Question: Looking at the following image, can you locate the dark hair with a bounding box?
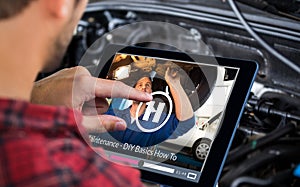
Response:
[0,0,37,20]
[0,0,81,20]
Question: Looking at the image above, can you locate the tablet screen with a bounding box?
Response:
[89,45,257,186]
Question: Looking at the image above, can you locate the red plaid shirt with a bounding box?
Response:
[0,98,144,187]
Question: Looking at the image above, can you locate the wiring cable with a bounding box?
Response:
[227,0,300,74]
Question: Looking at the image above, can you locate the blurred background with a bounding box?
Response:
[42,0,300,186]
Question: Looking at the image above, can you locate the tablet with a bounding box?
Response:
[89,44,258,187]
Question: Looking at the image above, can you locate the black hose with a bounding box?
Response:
[231,176,272,187]
[228,0,300,74]
[226,122,296,164]
[230,168,293,187]
[221,144,300,186]
[248,96,300,122]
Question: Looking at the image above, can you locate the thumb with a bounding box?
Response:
[82,115,127,133]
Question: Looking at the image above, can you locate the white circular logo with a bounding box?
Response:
[135,91,173,133]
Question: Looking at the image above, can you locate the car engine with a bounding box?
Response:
[53,0,300,186]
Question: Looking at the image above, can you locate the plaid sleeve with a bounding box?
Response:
[0,99,145,187]
[0,130,144,187]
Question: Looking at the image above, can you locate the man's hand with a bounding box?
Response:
[165,67,181,86]
[31,66,152,132]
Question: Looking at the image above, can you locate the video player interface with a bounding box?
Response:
[89,52,239,183]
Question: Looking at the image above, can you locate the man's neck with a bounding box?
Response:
[0,15,43,101]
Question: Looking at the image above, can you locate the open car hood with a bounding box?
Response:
[83,0,300,96]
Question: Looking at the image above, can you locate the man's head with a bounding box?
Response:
[0,0,87,72]
[134,77,152,94]
[0,0,35,20]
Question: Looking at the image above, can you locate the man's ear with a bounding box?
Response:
[42,0,74,19]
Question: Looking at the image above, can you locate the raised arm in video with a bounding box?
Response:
[95,64,195,147]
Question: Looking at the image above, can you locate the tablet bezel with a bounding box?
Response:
[94,44,258,187]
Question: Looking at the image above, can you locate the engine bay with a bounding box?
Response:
[54,1,300,186]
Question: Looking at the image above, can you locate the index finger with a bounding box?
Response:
[94,78,153,101]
